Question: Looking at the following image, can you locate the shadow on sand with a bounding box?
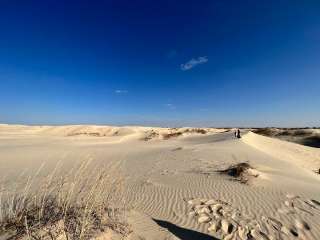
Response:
[153,219,220,240]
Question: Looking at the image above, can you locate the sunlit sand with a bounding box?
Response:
[0,124,320,239]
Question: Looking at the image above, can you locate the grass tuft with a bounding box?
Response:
[0,160,129,239]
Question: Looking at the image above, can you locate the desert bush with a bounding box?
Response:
[162,132,183,140]
[142,130,159,141]
[187,128,207,134]
[0,160,129,239]
[217,162,258,184]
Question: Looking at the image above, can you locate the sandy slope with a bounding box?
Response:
[0,125,320,240]
[252,128,320,148]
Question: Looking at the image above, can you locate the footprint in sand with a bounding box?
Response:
[187,196,316,240]
[275,194,320,237]
[278,194,320,217]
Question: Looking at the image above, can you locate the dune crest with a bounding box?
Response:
[242,132,320,174]
[0,124,227,141]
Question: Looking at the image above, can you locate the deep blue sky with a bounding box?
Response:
[1,1,320,127]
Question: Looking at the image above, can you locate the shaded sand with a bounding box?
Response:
[0,125,320,239]
[253,128,320,148]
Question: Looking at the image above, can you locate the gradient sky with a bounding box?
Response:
[1,1,320,127]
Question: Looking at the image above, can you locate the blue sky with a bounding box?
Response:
[0,1,319,127]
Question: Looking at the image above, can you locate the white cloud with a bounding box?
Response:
[115,90,128,94]
[180,56,208,71]
[165,103,176,109]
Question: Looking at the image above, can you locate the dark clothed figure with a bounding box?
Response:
[236,129,241,138]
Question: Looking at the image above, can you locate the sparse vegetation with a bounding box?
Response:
[184,128,207,134]
[300,136,320,148]
[0,161,129,240]
[217,162,258,184]
[162,132,183,140]
[143,130,159,141]
[162,128,208,140]
[253,128,320,148]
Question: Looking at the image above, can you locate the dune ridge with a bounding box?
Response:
[243,132,320,174]
[0,124,227,141]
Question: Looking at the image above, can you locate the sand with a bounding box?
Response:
[253,128,320,148]
[0,124,320,240]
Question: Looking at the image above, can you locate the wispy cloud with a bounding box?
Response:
[180,56,208,71]
[164,103,176,110]
[115,90,128,94]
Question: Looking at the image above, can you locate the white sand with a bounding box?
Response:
[0,124,320,240]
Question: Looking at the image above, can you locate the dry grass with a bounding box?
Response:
[162,132,183,140]
[184,128,207,134]
[142,130,159,141]
[0,160,129,240]
[162,128,208,140]
[217,162,258,184]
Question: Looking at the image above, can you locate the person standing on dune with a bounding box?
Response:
[237,129,241,138]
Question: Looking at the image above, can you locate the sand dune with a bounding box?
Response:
[0,125,320,239]
[243,132,320,174]
[0,124,226,139]
[253,128,320,148]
